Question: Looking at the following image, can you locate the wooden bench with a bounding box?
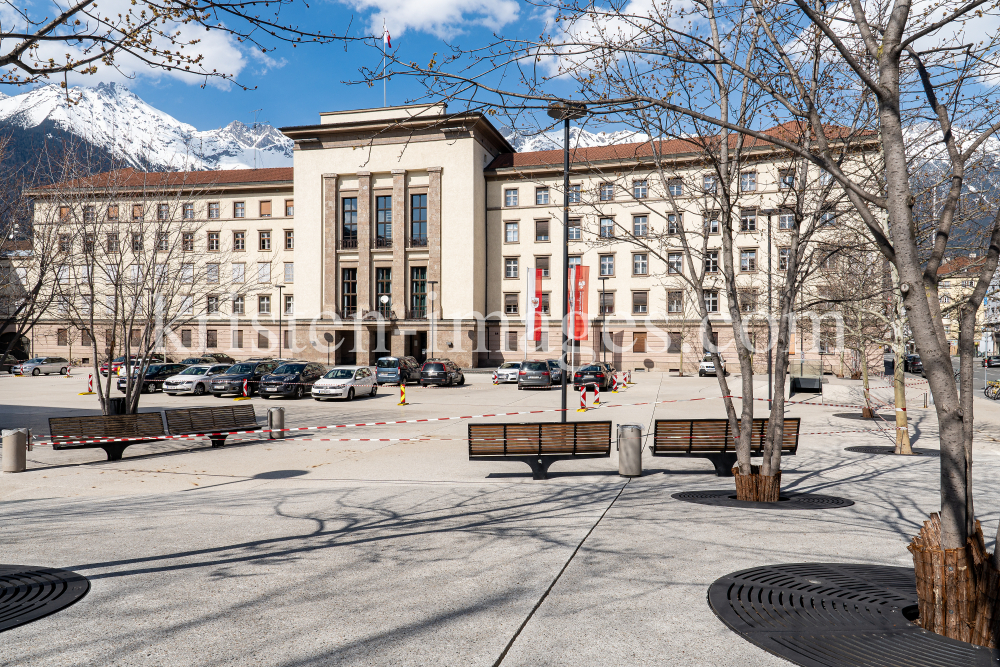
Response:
[650,418,800,476]
[49,413,167,461]
[164,405,261,448]
[468,421,611,479]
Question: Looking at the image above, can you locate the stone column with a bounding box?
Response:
[357,172,372,315]
[427,167,442,319]
[322,174,338,315]
[391,169,406,319]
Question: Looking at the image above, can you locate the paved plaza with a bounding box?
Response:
[2,371,1000,666]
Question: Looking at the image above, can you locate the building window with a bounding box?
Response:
[284,230,294,250]
[206,329,218,347]
[105,205,117,221]
[232,263,245,283]
[505,189,519,207]
[537,256,550,278]
[208,203,220,219]
[258,332,270,349]
[633,254,648,275]
[504,294,518,315]
[633,331,647,353]
[667,253,682,275]
[207,295,220,314]
[258,295,271,314]
[259,231,271,251]
[599,183,614,201]
[600,254,614,276]
[181,329,192,347]
[257,262,269,283]
[739,290,758,313]
[599,291,614,315]
[182,232,194,252]
[260,201,272,218]
[284,295,294,315]
[106,233,119,253]
[600,218,615,238]
[285,200,294,216]
[704,290,719,313]
[668,291,683,313]
[633,180,648,199]
[182,203,194,219]
[668,179,683,196]
[705,251,719,273]
[411,194,427,246]
[535,220,550,242]
[779,170,795,189]
[505,258,519,279]
[132,204,144,221]
[232,329,244,348]
[632,292,648,315]
[740,172,757,192]
[568,218,581,240]
[740,249,757,272]
[181,264,193,283]
[633,216,648,237]
[410,267,427,317]
[703,174,718,193]
[506,331,518,351]
[284,262,294,283]
[234,202,245,218]
[568,184,581,204]
[83,234,95,252]
[180,296,194,315]
[342,197,358,247]
[56,328,68,346]
[541,293,551,314]
[207,232,220,251]
[568,256,582,269]
[376,268,392,315]
[376,195,392,247]
[341,268,357,315]
[59,234,70,252]
[705,213,720,234]
[667,214,680,235]
[505,222,519,243]
[156,204,169,221]
[740,209,757,232]
[536,188,549,205]
[819,210,838,226]
[207,264,219,283]
[233,231,245,251]
[779,211,795,229]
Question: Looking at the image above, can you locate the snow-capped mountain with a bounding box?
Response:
[0,83,292,171]
[506,126,648,152]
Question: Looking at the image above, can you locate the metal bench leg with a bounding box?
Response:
[706,453,737,477]
[211,437,226,448]
[526,457,553,480]
[102,445,127,461]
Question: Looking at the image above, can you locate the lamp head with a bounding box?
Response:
[547,101,587,121]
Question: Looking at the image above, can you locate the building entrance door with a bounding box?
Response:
[407,331,427,363]
[336,331,356,365]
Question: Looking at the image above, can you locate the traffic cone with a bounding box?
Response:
[234,378,252,400]
[78,373,96,395]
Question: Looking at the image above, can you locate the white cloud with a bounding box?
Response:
[344,0,520,40]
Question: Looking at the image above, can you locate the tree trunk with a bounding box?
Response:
[894,344,913,455]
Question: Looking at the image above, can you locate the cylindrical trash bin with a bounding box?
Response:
[617,423,643,477]
[268,407,285,440]
[884,358,894,376]
[107,397,128,415]
[2,429,28,473]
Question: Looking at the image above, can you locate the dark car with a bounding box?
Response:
[117,363,188,393]
[546,359,566,385]
[1,353,27,373]
[260,362,328,399]
[210,360,279,397]
[904,354,923,374]
[101,353,173,376]
[983,356,1000,368]
[204,352,236,364]
[420,359,465,387]
[573,363,614,391]
[518,360,553,390]
[180,356,217,365]
[375,356,421,385]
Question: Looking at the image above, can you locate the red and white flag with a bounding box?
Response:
[568,265,590,340]
[383,22,391,49]
[526,267,543,341]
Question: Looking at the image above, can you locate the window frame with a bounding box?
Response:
[633,253,649,276]
[633,180,648,199]
[535,219,550,242]
[632,291,649,315]
[740,248,758,273]
[599,182,615,201]
[504,257,519,279]
[535,187,550,205]
[599,254,615,277]
[504,189,519,207]
[505,221,519,243]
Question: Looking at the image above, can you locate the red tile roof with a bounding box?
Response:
[937,255,985,276]
[40,167,293,191]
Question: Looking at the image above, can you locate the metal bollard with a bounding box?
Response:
[2,429,28,473]
[268,407,285,440]
[617,423,643,477]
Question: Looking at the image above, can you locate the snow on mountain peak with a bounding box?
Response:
[506,126,649,152]
[0,83,292,171]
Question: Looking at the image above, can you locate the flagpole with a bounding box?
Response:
[382,21,387,107]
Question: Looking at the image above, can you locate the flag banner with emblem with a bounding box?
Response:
[568,265,589,340]
[527,267,543,341]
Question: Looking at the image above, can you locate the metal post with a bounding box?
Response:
[600,276,608,364]
[428,280,438,357]
[561,117,570,422]
[277,284,284,357]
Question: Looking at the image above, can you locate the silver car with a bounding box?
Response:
[163,364,232,396]
[312,366,378,401]
[12,356,70,376]
[494,361,521,383]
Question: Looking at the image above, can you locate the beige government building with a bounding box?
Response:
[10,103,849,371]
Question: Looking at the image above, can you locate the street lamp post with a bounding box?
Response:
[427,279,438,359]
[761,209,774,411]
[600,276,608,364]
[548,101,587,423]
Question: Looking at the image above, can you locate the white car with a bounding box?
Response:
[312,366,377,401]
[495,361,521,383]
[163,364,232,395]
[699,355,727,377]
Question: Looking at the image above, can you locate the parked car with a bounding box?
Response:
[573,363,614,390]
[163,364,232,395]
[698,355,727,377]
[904,354,924,374]
[312,366,377,401]
[420,359,465,387]
[2,353,28,374]
[494,361,521,383]
[983,355,1000,368]
[100,353,172,376]
[204,352,236,364]
[12,356,70,376]
[546,359,567,385]
[518,360,553,390]
[260,361,328,399]
[210,360,280,397]
[375,356,421,385]
[180,356,218,365]
[117,363,189,393]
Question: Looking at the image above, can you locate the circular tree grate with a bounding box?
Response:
[845,446,939,456]
[708,562,999,667]
[672,490,854,510]
[0,565,90,633]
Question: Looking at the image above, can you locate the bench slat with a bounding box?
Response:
[468,421,611,457]
[164,405,258,435]
[651,418,799,455]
